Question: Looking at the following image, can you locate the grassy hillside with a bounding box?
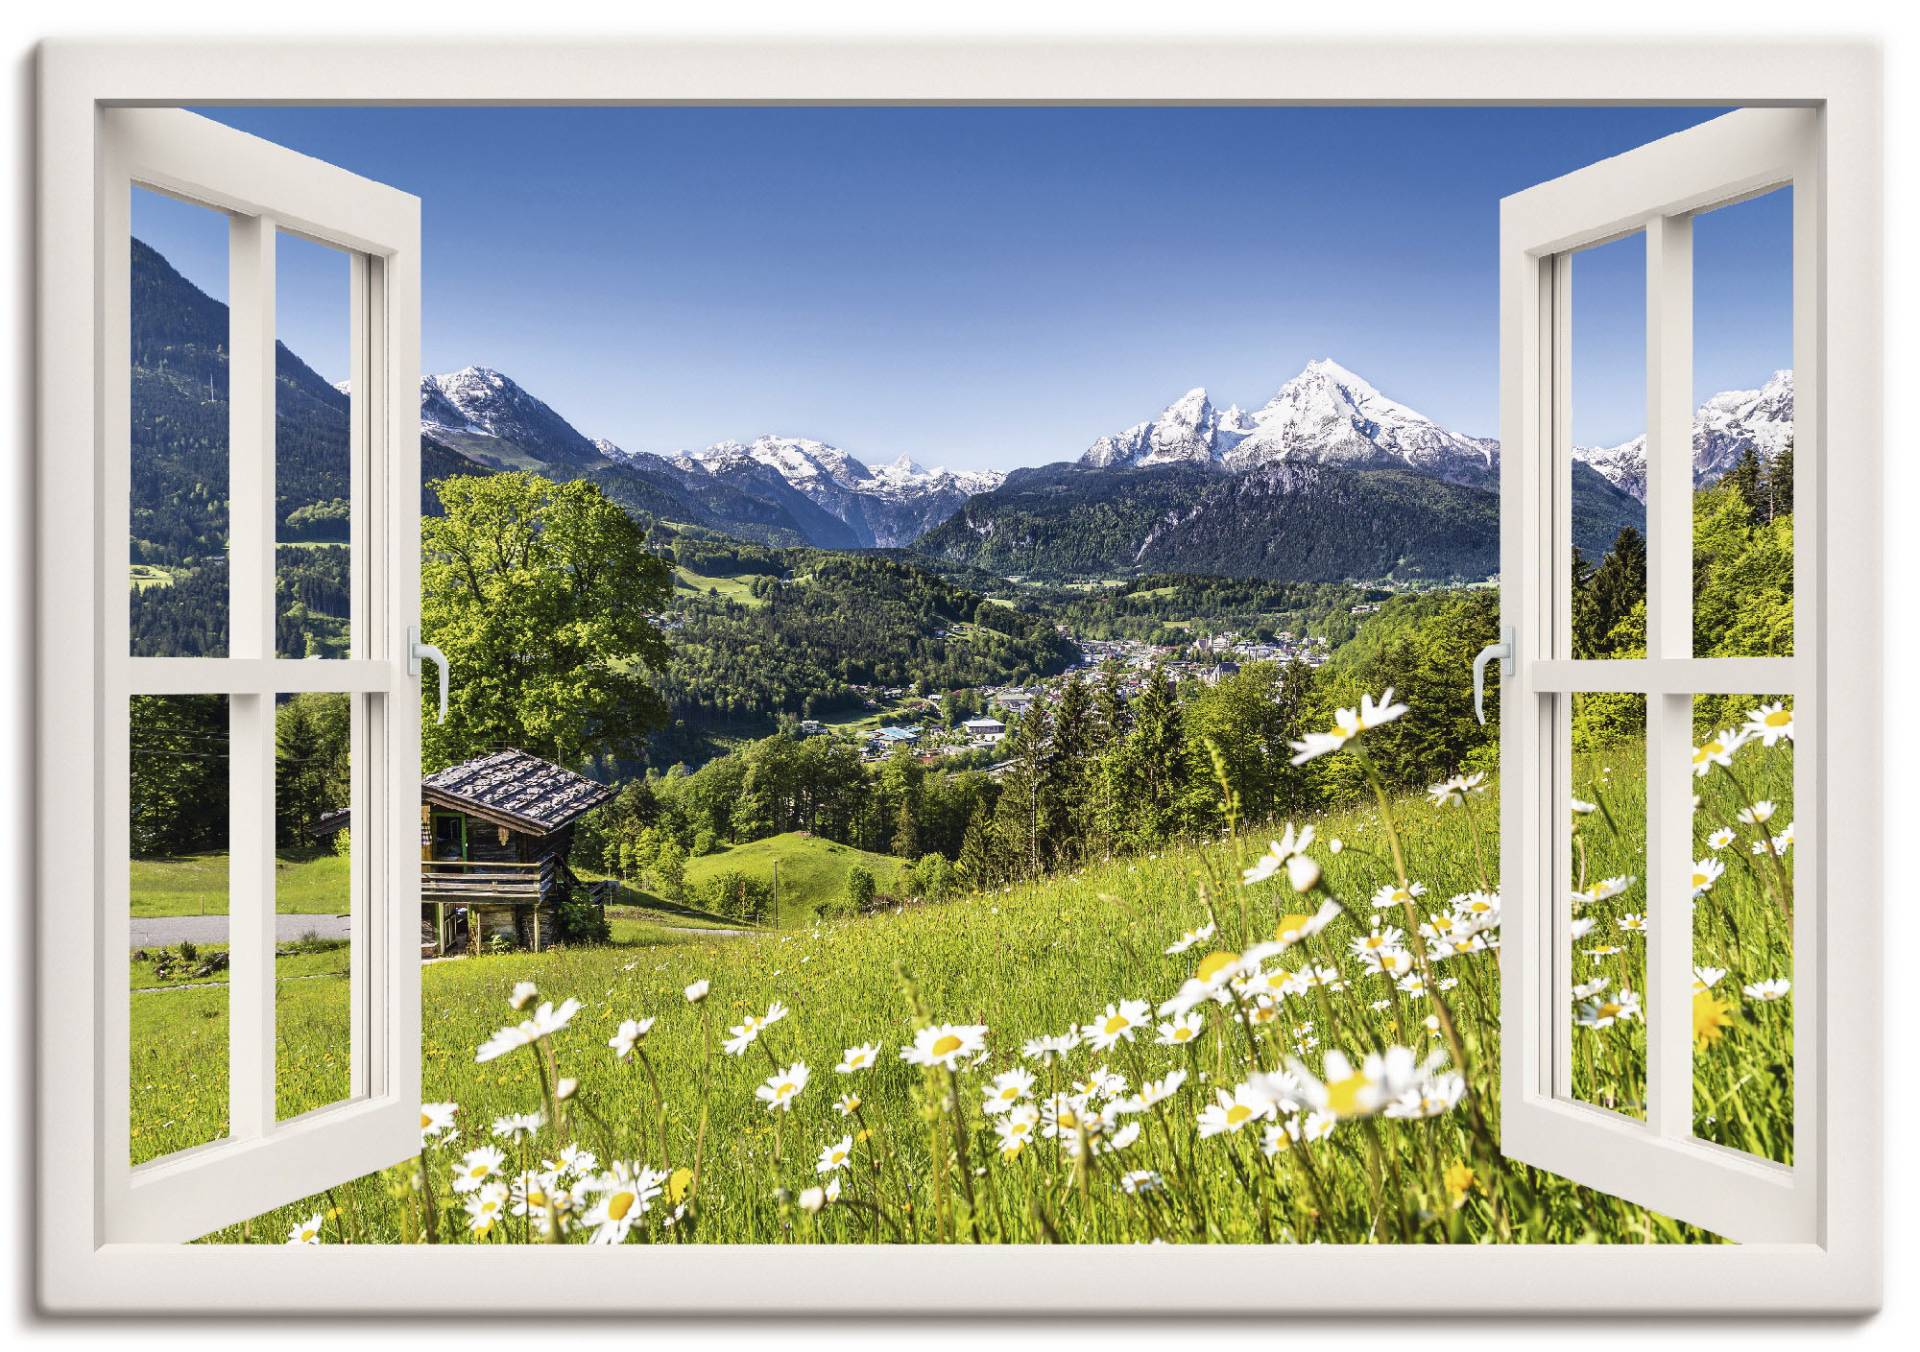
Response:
[130,851,349,917]
[685,832,908,924]
[137,714,1794,1247]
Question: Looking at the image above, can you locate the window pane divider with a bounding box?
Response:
[1528,656,1803,694]
[125,657,398,695]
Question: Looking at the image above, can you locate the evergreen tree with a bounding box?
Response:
[1112,664,1185,849]
[1722,447,1765,523]
[1048,674,1097,863]
[956,804,998,887]
[1574,527,1647,659]
[991,704,1057,878]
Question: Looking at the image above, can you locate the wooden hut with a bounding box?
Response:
[418,749,615,957]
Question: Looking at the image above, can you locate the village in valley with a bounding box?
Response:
[822,623,1336,766]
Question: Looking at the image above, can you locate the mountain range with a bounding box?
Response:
[420,369,1003,549]
[1571,369,1795,503]
[1081,358,1500,489]
[132,233,1792,592]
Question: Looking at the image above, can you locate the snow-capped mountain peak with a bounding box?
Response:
[1572,369,1794,502]
[419,366,604,469]
[1082,386,1239,469]
[1080,359,1497,486]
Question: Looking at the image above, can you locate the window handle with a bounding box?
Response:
[407,625,449,724]
[1472,626,1515,726]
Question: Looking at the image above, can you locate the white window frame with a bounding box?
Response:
[95,107,424,1245]
[1498,107,1826,1246]
[35,37,1880,1316]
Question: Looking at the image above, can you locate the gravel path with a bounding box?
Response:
[130,913,351,948]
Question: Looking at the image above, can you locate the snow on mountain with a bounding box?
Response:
[418,366,603,469]
[1082,387,1252,469]
[657,434,1005,547]
[1572,369,1794,503]
[1080,359,1497,488]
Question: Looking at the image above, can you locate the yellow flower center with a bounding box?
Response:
[468,1164,488,1179]
[1196,950,1240,983]
[1765,709,1791,728]
[1103,1014,1129,1035]
[1224,1104,1253,1126]
[1325,1073,1372,1117]
[1276,915,1312,939]
[1058,1110,1078,1130]
[1596,1002,1622,1019]
[1171,1027,1195,1042]
[1691,872,1709,889]
[930,1034,963,1058]
[607,1191,635,1221]
[420,1112,433,1129]
[776,1081,796,1097]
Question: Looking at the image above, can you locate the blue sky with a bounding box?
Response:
[134,107,1792,470]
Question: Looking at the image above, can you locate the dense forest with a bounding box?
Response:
[1040,573,1381,644]
[915,459,1644,585]
[649,534,1075,756]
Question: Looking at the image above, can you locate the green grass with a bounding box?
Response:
[685,832,908,924]
[130,850,349,917]
[140,721,1796,1247]
[128,563,173,591]
[130,939,351,989]
[673,565,767,607]
[130,940,357,1161]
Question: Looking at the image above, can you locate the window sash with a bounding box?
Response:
[96,107,423,1245]
[1498,107,1822,1245]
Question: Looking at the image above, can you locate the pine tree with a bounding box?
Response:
[1048,674,1097,864]
[1114,664,1184,848]
[1722,447,1765,523]
[955,804,998,887]
[1574,527,1646,659]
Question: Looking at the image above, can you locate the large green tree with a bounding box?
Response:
[421,472,672,769]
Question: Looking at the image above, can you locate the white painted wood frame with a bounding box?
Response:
[89,108,422,1245]
[35,39,1880,1316]
[1498,107,1822,1246]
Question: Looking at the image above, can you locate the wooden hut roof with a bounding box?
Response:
[421,749,614,837]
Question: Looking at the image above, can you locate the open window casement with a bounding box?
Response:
[1498,108,1821,1244]
[96,108,423,1243]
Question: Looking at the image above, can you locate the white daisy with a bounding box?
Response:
[1371,881,1428,911]
[1164,922,1216,954]
[1691,857,1726,897]
[1743,701,1794,747]
[835,1042,880,1074]
[901,1023,988,1069]
[755,1062,810,1113]
[1155,1011,1205,1046]
[608,1016,655,1060]
[1082,999,1151,1051]
[723,1001,789,1057]
[452,1144,506,1194]
[980,1067,1037,1114]
[816,1134,855,1174]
